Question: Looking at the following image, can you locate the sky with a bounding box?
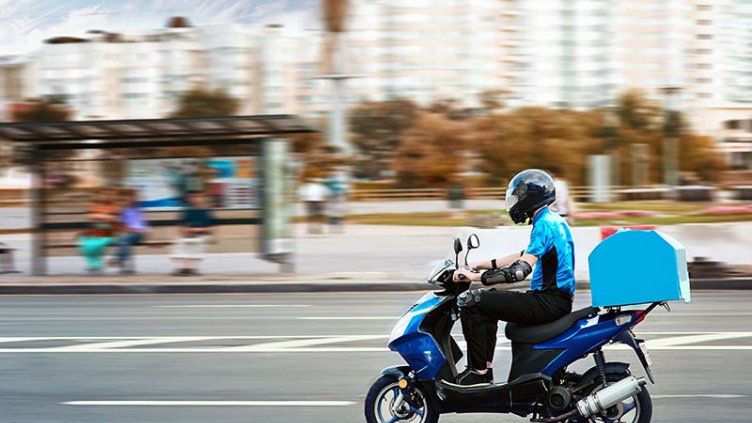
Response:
[0,0,320,56]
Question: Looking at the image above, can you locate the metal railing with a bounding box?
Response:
[350,186,636,202]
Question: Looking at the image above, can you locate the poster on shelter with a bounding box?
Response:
[126,158,257,210]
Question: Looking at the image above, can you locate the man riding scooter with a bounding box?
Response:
[449,169,576,387]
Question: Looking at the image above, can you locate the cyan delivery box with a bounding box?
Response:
[588,230,691,307]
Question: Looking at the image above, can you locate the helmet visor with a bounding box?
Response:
[505,185,518,211]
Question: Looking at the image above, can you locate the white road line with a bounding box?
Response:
[224,335,386,352]
[154,305,312,308]
[646,332,752,348]
[298,317,398,320]
[47,337,213,352]
[652,394,747,399]
[63,400,355,407]
[6,345,752,353]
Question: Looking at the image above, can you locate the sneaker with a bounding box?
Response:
[172,269,189,276]
[445,368,492,388]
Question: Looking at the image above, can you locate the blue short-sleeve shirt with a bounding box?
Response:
[525,207,576,295]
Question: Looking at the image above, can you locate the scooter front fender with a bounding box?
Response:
[379,365,412,381]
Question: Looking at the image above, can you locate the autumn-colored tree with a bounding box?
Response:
[170,88,239,118]
[392,112,467,187]
[477,88,510,114]
[7,98,72,166]
[608,90,726,185]
[12,98,71,122]
[678,133,726,183]
[291,129,348,180]
[349,98,418,179]
[471,107,602,186]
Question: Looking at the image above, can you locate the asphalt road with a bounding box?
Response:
[0,291,749,422]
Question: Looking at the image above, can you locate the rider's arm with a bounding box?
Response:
[478,254,537,285]
[454,254,538,284]
[470,251,524,271]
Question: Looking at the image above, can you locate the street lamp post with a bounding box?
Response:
[660,86,682,187]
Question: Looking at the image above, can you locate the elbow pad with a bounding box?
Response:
[481,260,532,286]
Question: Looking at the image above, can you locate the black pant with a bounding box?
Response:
[460,289,573,370]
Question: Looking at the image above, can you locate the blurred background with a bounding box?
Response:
[0,2,751,423]
[0,0,751,188]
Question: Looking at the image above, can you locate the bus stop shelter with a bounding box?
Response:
[0,115,316,276]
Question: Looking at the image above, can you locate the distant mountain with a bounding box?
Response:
[0,0,320,55]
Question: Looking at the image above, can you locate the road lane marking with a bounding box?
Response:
[5,345,752,353]
[645,332,752,348]
[154,305,312,308]
[224,335,385,351]
[47,337,213,352]
[63,400,355,407]
[652,394,747,399]
[0,332,750,353]
[298,317,398,320]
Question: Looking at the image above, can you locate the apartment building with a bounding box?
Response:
[0,18,308,120]
[340,0,504,107]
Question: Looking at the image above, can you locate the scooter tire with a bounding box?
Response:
[364,374,439,423]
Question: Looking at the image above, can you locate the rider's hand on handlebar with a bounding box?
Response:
[453,267,478,283]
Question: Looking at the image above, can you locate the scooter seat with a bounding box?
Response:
[505,306,597,344]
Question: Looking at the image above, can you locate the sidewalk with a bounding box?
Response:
[0,200,505,231]
[1,223,750,294]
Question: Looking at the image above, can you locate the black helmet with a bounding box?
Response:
[505,169,556,224]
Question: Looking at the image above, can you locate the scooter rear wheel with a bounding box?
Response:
[364,375,438,423]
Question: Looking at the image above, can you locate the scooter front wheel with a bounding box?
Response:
[364,374,438,423]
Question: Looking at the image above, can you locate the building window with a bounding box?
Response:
[697,20,712,26]
[697,63,712,69]
[696,5,711,11]
[696,34,713,40]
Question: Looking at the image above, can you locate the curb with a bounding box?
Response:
[0,279,749,295]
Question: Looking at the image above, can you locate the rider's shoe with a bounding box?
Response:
[444,368,492,387]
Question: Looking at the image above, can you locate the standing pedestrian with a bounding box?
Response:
[298,178,330,234]
[548,165,575,223]
[171,191,215,276]
[324,172,348,233]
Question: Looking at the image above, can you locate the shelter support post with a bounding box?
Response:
[30,146,47,276]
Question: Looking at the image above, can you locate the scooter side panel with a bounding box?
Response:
[388,292,447,380]
[533,316,629,375]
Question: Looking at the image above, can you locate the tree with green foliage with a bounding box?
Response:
[170,88,239,118]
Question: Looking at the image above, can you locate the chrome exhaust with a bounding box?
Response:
[575,376,646,418]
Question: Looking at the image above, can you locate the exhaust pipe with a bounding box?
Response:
[575,376,646,418]
[532,376,647,422]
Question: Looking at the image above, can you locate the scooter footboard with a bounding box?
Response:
[434,375,550,414]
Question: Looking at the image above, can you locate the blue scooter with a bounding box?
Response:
[365,234,666,423]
